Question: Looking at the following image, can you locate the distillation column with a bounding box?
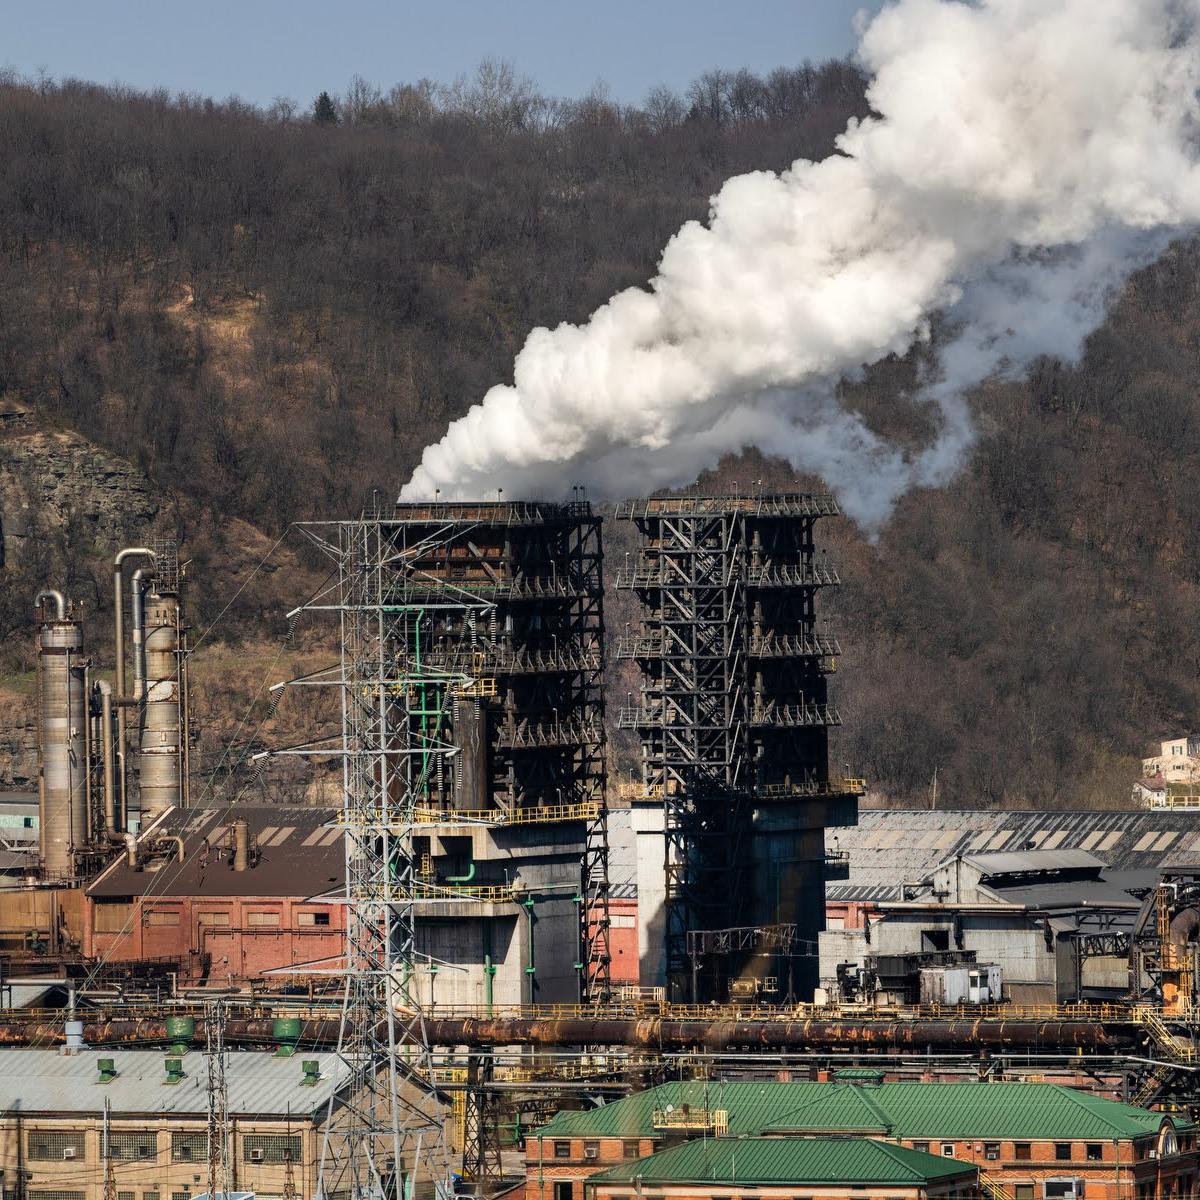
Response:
[138,586,183,819]
[35,591,88,879]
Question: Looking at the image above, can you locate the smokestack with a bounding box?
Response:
[35,591,87,880]
[232,819,249,872]
[401,0,1200,527]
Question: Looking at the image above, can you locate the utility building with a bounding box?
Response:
[615,494,860,1001]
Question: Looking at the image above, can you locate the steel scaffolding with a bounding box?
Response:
[615,493,854,1001]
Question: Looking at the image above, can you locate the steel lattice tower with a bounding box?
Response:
[284,514,493,1199]
[616,494,860,1002]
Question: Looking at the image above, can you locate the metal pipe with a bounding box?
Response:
[34,590,66,621]
[113,548,154,824]
[130,567,153,701]
[138,589,181,818]
[97,682,119,835]
[82,664,92,845]
[124,833,138,870]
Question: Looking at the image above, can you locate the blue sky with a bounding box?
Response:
[0,0,883,108]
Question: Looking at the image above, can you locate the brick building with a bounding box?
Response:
[0,1048,343,1200]
[586,1136,977,1200]
[85,806,345,987]
[526,1079,1197,1200]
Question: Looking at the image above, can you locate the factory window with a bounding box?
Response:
[118,1192,135,1200]
[622,1139,641,1158]
[95,901,134,933]
[28,1130,86,1160]
[143,1194,160,1200]
[243,1133,302,1164]
[984,1143,1000,1160]
[247,911,281,926]
[611,915,635,929]
[27,1193,86,1200]
[941,1143,955,1157]
[584,1140,600,1160]
[144,908,180,926]
[297,910,332,926]
[197,911,230,925]
[171,1131,207,1161]
[171,1193,191,1200]
[554,1184,573,1200]
[1014,1187,1035,1200]
[1055,1143,1072,1161]
[110,1131,157,1159]
[1086,1143,1103,1161]
[1014,1143,1032,1161]
[554,1140,572,1158]
[911,1142,929,1153]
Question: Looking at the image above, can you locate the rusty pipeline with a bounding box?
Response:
[0,1012,1135,1052]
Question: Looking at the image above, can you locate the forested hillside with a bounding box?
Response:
[1,63,1197,808]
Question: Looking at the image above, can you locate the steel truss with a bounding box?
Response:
[616,494,853,1002]
[288,514,495,1200]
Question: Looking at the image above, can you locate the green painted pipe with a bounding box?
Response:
[446,860,476,883]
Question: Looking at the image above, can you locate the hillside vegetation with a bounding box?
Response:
[0,64,1197,808]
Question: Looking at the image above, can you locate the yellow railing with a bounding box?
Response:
[412,883,516,903]
[452,677,498,697]
[413,802,600,826]
[652,1108,728,1135]
[980,1173,1011,1200]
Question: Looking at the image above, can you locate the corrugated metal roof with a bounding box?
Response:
[535,1081,1182,1141]
[833,809,1194,900]
[963,849,1105,876]
[88,806,345,899]
[0,1049,346,1117]
[589,1137,974,1186]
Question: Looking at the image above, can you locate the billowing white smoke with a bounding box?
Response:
[401,0,1200,526]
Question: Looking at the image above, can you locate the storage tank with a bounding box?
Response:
[138,589,182,818]
[35,591,88,878]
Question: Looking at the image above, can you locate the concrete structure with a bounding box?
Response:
[85,806,345,987]
[584,1137,978,1200]
[823,849,1141,1004]
[526,1079,1198,1200]
[0,1048,344,1200]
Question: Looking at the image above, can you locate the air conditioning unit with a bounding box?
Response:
[584,1147,599,1160]
[63,1147,77,1159]
[250,1148,266,1162]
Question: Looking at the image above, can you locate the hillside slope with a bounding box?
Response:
[0,69,1196,807]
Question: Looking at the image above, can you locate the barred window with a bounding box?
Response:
[171,1193,191,1200]
[143,1194,161,1200]
[29,1193,86,1200]
[28,1130,85,1160]
[118,1192,135,1200]
[243,1133,302,1164]
[171,1131,207,1161]
[110,1132,157,1160]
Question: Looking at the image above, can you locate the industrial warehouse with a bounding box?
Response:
[1,494,1199,1200]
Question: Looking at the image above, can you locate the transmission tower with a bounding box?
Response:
[283,512,494,1199]
[206,998,231,1200]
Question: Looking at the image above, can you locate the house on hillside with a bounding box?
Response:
[1142,737,1200,785]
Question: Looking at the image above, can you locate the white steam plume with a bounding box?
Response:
[401,0,1200,526]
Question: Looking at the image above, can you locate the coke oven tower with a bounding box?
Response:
[616,493,861,1003]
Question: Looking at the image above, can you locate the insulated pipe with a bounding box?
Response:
[232,819,249,872]
[130,567,153,701]
[96,682,119,835]
[124,833,138,869]
[113,548,154,822]
[138,589,181,818]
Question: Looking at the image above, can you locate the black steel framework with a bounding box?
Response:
[616,494,857,1001]
[386,501,611,1001]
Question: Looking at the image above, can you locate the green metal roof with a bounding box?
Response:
[535,1081,1183,1142]
[588,1137,974,1187]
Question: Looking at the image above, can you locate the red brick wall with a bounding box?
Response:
[524,1134,656,1200]
[86,894,344,985]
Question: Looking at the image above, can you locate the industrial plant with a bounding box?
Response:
[4,495,1200,1200]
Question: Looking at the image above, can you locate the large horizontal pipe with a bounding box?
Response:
[0,1014,1136,1052]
